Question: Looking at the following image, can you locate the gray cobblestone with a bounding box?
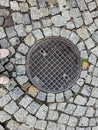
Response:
[32,29,44,40]
[49,103,57,110]
[74,106,87,116]
[89,53,97,65]
[57,102,66,112]
[35,120,47,130]
[69,32,79,44]
[74,95,87,105]
[83,11,93,25]
[58,113,69,124]
[15,53,25,64]
[65,103,76,114]
[19,95,32,108]
[9,87,24,100]
[47,93,55,102]
[18,43,28,54]
[85,38,95,49]
[7,119,19,130]
[86,107,95,117]
[14,108,28,122]
[68,116,78,127]
[91,87,98,98]
[25,114,36,127]
[64,90,73,99]
[79,117,89,126]
[0,94,11,107]
[46,121,56,130]
[0,27,6,39]
[91,77,98,87]
[36,91,46,101]
[56,93,64,102]
[36,105,48,119]
[47,111,59,121]
[81,85,92,96]
[76,0,87,11]
[4,100,19,115]
[0,111,11,122]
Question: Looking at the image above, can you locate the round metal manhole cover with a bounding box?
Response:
[27,36,81,93]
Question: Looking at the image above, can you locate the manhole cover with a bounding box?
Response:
[27,36,81,93]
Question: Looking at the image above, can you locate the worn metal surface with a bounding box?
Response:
[27,36,81,93]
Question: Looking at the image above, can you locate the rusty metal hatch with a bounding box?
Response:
[27,36,81,93]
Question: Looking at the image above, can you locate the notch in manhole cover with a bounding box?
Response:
[26,36,81,93]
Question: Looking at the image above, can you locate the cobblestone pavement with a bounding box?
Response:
[0,0,98,129]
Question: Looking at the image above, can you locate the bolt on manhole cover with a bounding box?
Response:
[27,36,81,93]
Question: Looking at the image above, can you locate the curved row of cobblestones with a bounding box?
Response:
[0,0,98,130]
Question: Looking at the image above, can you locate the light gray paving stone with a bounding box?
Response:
[88,65,94,73]
[39,8,49,18]
[0,9,9,17]
[19,95,32,108]
[91,88,98,98]
[16,65,26,75]
[58,113,69,124]
[60,29,71,39]
[47,111,59,121]
[69,32,79,44]
[18,43,28,55]
[68,116,78,127]
[0,94,11,107]
[5,27,16,38]
[88,1,97,11]
[0,17,4,25]
[87,97,96,106]
[76,0,87,11]
[57,102,66,112]
[92,31,98,43]
[91,46,98,57]
[36,91,46,101]
[0,125,5,130]
[57,0,67,11]
[5,62,14,71]
[93,125,98,130]
[52,27,60,36]
[85,0,93,3]
[71,84,80,93]
[95,109,98,116]
[62,10,71,21]
[23,14,30,24]
[83,11,93,25]
[32,21,41,29]
[43,27,51,37]
[35,120,47,130]
[14,108,28,122]
[81,85,92,96]
[65,103,76,114]
[64,90,73,99]
[4,100,19,115]
[94,18,98,28]
[93,67,98,77]
[85,38,95,49]
[50,7,60,16]
[56,93,64,102]
[0,111,11,122]
[27,101,40,115]
[80,71,87,79]
[74,17,83,28]
[16,75,28,85]
[88,23,97,34]
[49,103,57,110]
[46,121,57,130]
[95,100,98,108]
[10,58,15,64]
[14,24,26,37]
[85,74,92,84]
[32,29,44,40]
[66,21,75,29]
[0,88,8,97]
[7,119,19,130]
[81,50,88,58]
[79,117,89,126]
[70,8,81,18]
[47,93,55,102]
[19,2,29,12]
[86,107,95,117]
[42,18,52,27]
[74,95,87,105]
[74,105,87,116]
[36,104,48,120]
[66,126,75,130]
[12,12,23,24]
[25,25,32,33]
[30,7,40,20]
[77,41,86,51]
[10,1,20,11]
[0,39,10,48]
[8,46,15,57]
[38,0,46,7]
[76,28,89,40]
[0,0,9,7]
[57,124,65,130]
[91,76,98,87]
[9,37,20,46]
[0,64,5,72]
[24,33,35,46]
[67,0,77,7]
[25,114,36,127]
[89,118,97,127]
[51,15,66,27]
[15,53,25,64]
[0,27,6,39]
[27,0,37,6]
[76,127,85,130]
[9,87,24,100]
[18,124,31,130]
